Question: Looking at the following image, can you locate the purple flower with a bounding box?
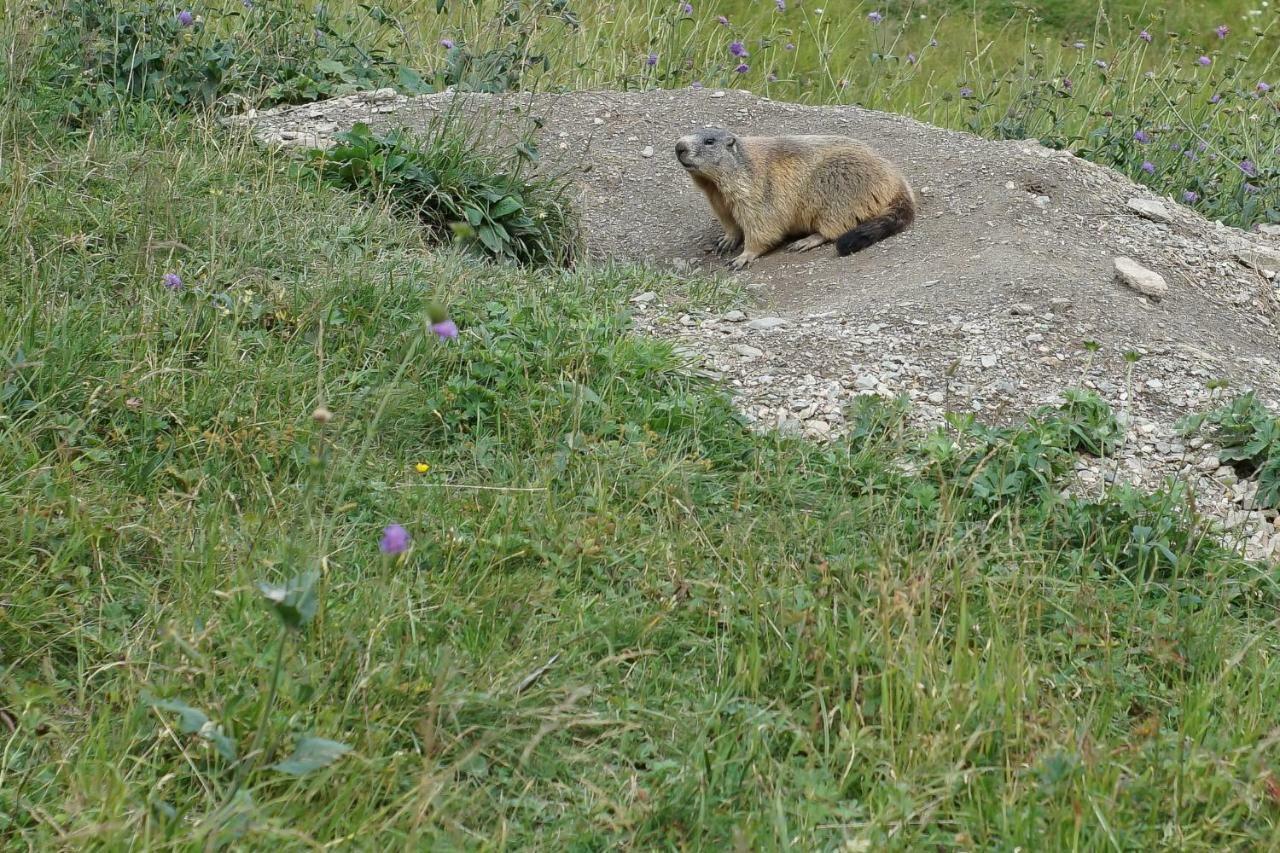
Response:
[767,73,778,82]
[1258,81,1272,93]
[959,86,973,98]
[1139,30,1152,42]
[735,63,750,73]
[1244,183,1259,193]
[1063,77,1073,90]
[929,38,938,47]
[1141,161,1155,174]
[379,524,410,555]
[717,15,729,25]
[432,319,459,340]
[1209,92,1222,104]
[1197,55,1211,66]
[1239,160,1257,176]
[440,38,455,49]
[177,9,194,26]
[1182,191,1199,203]
[690,80,703,89]
[1197,141,1208,152]
[1134,130,1151,143]
[242,0,254,8]
[682,3,692,13]
[163,272,182,290]
[646,52,658,66]
[867,11,883,23]
[729,40,748,57]
[1216,25,1230,38]
[906,52,917,65]
[1095,59,1108,69]
[1073,41,1086,50]
[775,0,786,10]
[784,42,795,51]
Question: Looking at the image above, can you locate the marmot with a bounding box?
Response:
[675,127,915,269]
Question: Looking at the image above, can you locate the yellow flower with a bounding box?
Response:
[415,462,431,474]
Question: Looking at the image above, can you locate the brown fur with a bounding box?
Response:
[675,128,915,268]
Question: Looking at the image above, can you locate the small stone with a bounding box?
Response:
[855,374,879,391]
[980,355,998,368]
[804,420,833,438]
[631,291,657,304]
[1010,303,1035,316]
[747,317,788,331]
[1198,455,1220,472]
[731,344,764,358]
[927,391,946,405]
[1031,195,1050,210]
[640,146,655,158]
[722,310,747,322]
[1126,198,1172,223]
[1145,378,1164,390]
[1114,256,1168,299]
[1260,224,1280,237]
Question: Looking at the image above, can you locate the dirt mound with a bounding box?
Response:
[232,88,1280,560]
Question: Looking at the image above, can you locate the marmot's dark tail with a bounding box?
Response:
[835,188,915,256]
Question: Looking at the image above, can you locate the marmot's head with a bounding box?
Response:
[675,127,742,177]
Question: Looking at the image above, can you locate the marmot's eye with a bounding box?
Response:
[703,137,715,145]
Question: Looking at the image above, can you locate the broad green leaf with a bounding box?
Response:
[271,737,351,775]
[257,571,319,631]
[143,693,237,761]
[490,196,523,219]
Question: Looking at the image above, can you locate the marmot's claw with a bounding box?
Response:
[728,254,753,271]
[716,235,743,255]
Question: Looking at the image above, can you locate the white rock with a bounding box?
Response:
[1114,256,1168,299]
[1145,378,1164,390]
[722,310,747,322]
[631,291,657,304]
[1198,455,1221,472]
[640,146,655,158]
[1260,224,1280,237]
[1126,198,1172,223]
[731,344,764,358]
[927,391,946,404]
[980,355,998,368]
[855,374,879,391]
[747,317,788,331]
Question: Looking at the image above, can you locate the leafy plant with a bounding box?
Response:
[1179,392,1280,509]
[307,122,578,266]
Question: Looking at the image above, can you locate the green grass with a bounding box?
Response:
[4,1,1280,849]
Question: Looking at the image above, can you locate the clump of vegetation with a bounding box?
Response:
[36,0,430,122]
[306,121,578,266]
[1180,392,1280,509]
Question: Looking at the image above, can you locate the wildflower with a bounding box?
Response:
[690,80,703,89]
[415,462,431,474]
[717,15,729,25]
[1182,190,1199,203]
[1258,81,1272,93]
[959,86,973,98]
[1209,93,1222,103]
[1244,183,1259,193]
[163,272,182,289]
[776,0,786,9]
[1133,130,1151,143]
[646,52,658,66]
[1239,160,1257,177]
[379,524,410,555]
[907,52,917,64]
[1197,140,1208,152]
[868,11,883,23]
[682,3,692,12]
[929,38,938,47]
[431,319,459,339]
[784,42,795,51]
[1139,30,1152,42]
[311,406,333,424]
[767,72,778,82]
[1216,24,1229,38]
[1141,161,1155,174]
[1197,55,1211,66]
[1063,77,1073,90]
[1073,41,1086,49]
[1095,59,1108,69]
[177,9,194,26]
[440,38,455,49]
[126,397,143,410]
[729,40,748,57]
[243,0,254,8]
[735,63,750,73]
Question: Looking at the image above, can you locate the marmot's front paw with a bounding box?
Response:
[716,234,743,255]
[728,253,754,271]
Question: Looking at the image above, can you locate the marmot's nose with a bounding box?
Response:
[675,140,689,155]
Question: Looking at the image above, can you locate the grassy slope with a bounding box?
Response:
[2,101,1280,849]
